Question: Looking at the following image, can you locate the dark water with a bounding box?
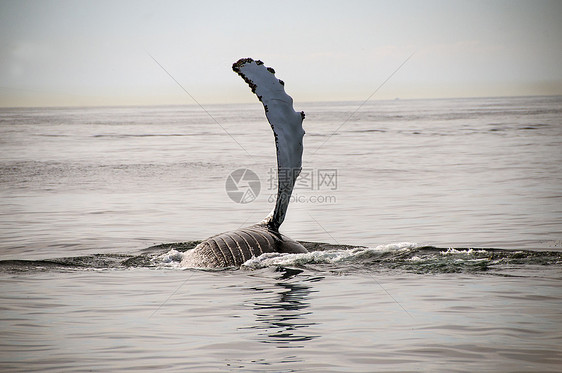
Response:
[1,97,561,371]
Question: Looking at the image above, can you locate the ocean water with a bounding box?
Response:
[1,96,561,371]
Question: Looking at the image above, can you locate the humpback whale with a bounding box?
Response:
[181,58,307,268]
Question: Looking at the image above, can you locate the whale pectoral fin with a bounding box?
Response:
[233,58,305,230]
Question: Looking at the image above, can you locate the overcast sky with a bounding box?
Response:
[1,0,561,107]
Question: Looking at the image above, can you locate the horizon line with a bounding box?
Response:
[1,93,561,110]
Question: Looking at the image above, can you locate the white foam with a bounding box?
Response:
[153,249,185,268]
[440,248,488,256]
[153,242,422,270]
[241,242,420,269]
[370,242,419,251]
[408,255,424,262]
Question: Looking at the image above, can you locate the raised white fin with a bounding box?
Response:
[233,58,305,230]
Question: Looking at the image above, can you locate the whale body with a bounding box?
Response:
[181,224,307,268]
[181,58,307,268]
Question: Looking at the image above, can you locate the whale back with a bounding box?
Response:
[181,224,307,268]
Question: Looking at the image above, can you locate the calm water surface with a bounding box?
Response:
[1,96,561,371]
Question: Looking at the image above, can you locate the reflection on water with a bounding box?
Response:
[241,268,321,348]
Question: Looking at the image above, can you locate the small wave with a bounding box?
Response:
[238,243,492,273]
[519,123,551,130]
[92,133,210,138]
[349,129,387,133]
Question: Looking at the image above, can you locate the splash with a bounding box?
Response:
[1,241,560,275]
[240,242,420,269]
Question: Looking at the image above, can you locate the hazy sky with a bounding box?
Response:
[1,0,561,107]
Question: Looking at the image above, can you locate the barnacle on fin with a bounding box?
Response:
[232,58,299,116]
[232,58,260,94]
[232,58,254,72]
